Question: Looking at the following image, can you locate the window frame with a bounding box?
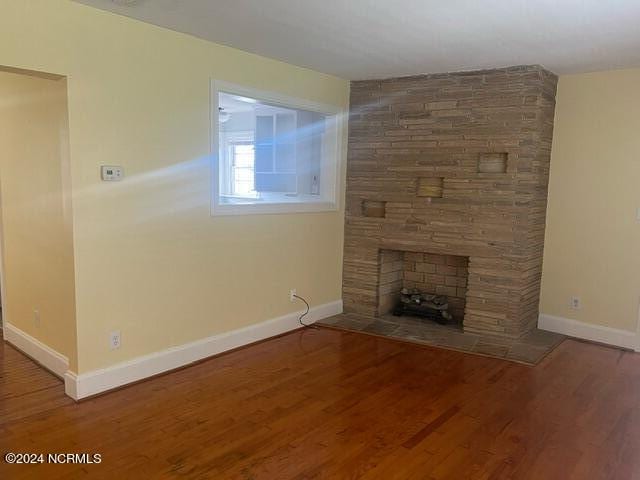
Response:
[210,79,344,216]
[229,142,256,197]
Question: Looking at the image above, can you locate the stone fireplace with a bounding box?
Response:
[342,65,557,338]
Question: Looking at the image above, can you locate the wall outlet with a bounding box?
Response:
[33,309,40,327]
[570,296,582,310]
[289,289,297,302]
[109,330,121,350]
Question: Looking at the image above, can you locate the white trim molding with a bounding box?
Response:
[65,300,343,400]
[539,313,640,352]
[3,323,69,378]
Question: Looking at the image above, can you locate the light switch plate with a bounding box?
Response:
[101,165,124,181]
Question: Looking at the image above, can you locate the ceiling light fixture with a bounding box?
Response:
[218,107,230,124]
[232,95,258,104]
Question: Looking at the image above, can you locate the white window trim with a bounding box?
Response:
[210,79,345,216]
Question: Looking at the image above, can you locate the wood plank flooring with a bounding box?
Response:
[1,327,639,479]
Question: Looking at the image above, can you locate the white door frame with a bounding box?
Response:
[0,177,7,335]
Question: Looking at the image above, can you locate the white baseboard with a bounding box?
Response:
[3,323,69,378]
[65,299,343,400]
[538,313,639,352]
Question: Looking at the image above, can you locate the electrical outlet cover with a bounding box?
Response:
[110,330,121,350]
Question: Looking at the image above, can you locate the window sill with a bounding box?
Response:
[211,200,338,216]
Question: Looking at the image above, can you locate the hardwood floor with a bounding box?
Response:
[1,327,639,479]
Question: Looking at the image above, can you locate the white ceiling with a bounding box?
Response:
[76,0,640,80]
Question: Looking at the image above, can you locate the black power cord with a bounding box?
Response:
[293,294,313,328]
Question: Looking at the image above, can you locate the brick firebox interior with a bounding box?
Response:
[343,65,557,338]
[378,250,469,322]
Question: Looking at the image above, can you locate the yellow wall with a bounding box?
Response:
[0,0,349,373]
[541,68,640,332]
[0,69,78,370]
